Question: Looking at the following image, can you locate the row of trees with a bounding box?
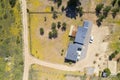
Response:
[96,0,120,26]
[49,22,67,39]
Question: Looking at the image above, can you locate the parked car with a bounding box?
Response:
[89,36,94,43]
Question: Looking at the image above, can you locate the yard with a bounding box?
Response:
[28,0,83,64]
[27,0,120,79]
[29,13,82,64]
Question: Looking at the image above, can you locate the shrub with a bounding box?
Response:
[111,0,117,6]
[117,73,120,79]
[57,22,61,29]
[51,23,56,30]
[95,3,104,14]
[40,28,44,35]
[104,68,111,77]
[62,22,67,31]
[48,32,52,39]
[9,0,16,8]
[52,11,57,19]
[103,6,111,17]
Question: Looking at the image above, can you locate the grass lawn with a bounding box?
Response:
[29,64,83,80]
[0,0,23,80]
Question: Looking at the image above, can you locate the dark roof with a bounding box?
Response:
[74,27,88,45]
[65,43,82,62]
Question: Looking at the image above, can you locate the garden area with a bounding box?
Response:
[0,0,23,80]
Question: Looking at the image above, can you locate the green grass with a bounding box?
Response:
[0,0,23,80]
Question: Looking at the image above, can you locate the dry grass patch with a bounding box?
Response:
[29,64,83,80]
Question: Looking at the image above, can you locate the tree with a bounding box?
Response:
[57,0,62,8]
[67,0,81,7]
[117,73,120,79]
[48,32,52,39]
[51,23,56,30]
[9,0,16,8]
[52,29,58,38]
[95,3,104,15]
[51,6,54,12]
[112,7,119,18]
[52,11,57,19]
[104,68,111,77]
[118,0,120,7]
[62,22,67,31]
[40,28,44,35]
[96,14,105,26]
[57,22,61,29]
[77,7,83,17]
[61,6,64,12]
[111,0,117,6]
[103,6,111,17]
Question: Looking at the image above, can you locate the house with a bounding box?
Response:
[65,20,92,63]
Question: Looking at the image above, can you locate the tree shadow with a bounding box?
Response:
[65,0,81,19]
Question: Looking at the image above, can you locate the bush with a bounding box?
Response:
[48,32,52,39]
[57,0,62,8]
[62,22,67,31]
[103,6,111,17]
[52,11,57,19]
[95,3,104,15]
[104,68,111,77]
[57,22,61,29]
[117,73,120,78]
[9,0,16,8]
[118,0,120,7]
[111,0,117,6]
[51,23,56,30]
[61,6,64,12]
[40,28,44,35]
[111,7,119,18]
[77,7,83,17]
[51,6,54,12]
[52,29,58,38]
